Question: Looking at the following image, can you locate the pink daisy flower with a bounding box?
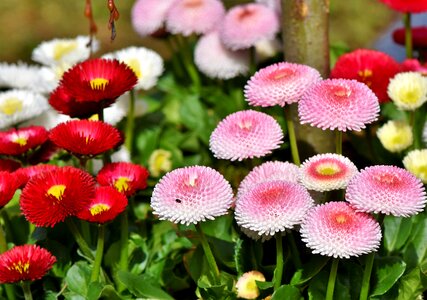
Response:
[0,126,48,156]
[237,161,300,199]
[298,79,380,131]
[346,165,427,217]
[131,0,175,37]
[300,202,382,259]
[235,181,314,236]
[209,110,283,161]
[219,3,280,50]
[244,62,322,107]
[166,0,225,36]
[151,166,234,225]
[194,31,249,79]
[300,153,358,192]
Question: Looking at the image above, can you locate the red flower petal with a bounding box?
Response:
[0,126,48,156]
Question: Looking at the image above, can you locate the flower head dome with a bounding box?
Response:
[300,153,358,192]
[376,120,413,153]
[300,202,382,259]
[330,49,400,103]
[20,166,96,227]
[219,3,280,50]
[0,159,21,173]
[148,149,173,177]
[131,0,175,37]
[298,79,380,131]
[237,161,300,199]
[194,31,249,79]
[0,245,56,284]
[403,149,427,183]
[387,72,427,111]
[0,63,44,91]
[14,164,59,189]
[97,162,149,196]
[244,62,322,107]
[379,0,427,13]
[151,166,234,225]
[0,126,48,156]
[235,271,266,299]
[0,171,19,208]
[346,165,427,217]
[166,0,225,36]
[235,181,314,237]
[77,186,128,224]
[49,120,121,157]
[209,110,283,161]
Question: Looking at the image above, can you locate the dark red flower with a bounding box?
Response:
[0,126,48,156]
[0,244,56,283]
[14,164,59,189]
[60,58,137,103]
[0,171,19,208]
[393,26,427,49]
[330,49,400,103]
[97,162,149,196]
[0,159,21,172]
[49,120,121,157]
[77,186,128,224]
[20,166,95,227]
[379,0,427,13]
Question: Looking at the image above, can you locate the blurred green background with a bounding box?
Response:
[0,0,396,63]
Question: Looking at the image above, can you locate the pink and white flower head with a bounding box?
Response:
[194,31,249,79]
[219,3,280,50]
[209,110,284,161]
[244,62,322,107]
[346,165,427,217]
[300,202,382,259]
[300,153,358,192]
[166,0,225,36]
[235,181,314,237]
[298,79,380,131]
[131,0,175,37]
[151,166,233,225]
[237,161,300,199]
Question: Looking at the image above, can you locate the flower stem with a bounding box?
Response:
[404,13,413,59]
[175,35,201,91]
[20,281,33,300]
[326,258,339,300]
[284,105,301,166]
[0,218,16,300]
[195,223,220,284]
[274,233,284,290]
[287,232,302,269]
[66,218,94,260]
[125,89,136,156]
[359,252,375,300]
[90,224,105,283]
[119,211,129,273]
[335,130,343,155]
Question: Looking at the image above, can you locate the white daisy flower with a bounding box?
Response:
[20,109,71,130]
[0,62,43,91]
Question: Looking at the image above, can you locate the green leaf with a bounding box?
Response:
[383,216,413,252]
[136,128,161,165]
[381,102,407,121]
[271,285,301,300]
[200,214,236,242]
[64,261,92,297]
[371,257,406,297]
[397,267,427,300]
[117,271,174,300]
[290,256,330,286]
[86,282,104,300]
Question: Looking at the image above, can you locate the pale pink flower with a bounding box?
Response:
[151,166,233,225]
[298,79,380,131]
[300,202,382,259]
[346,165,427,217]
[131,0,175,37]
[209,110,283,161]
[244,62,321,107]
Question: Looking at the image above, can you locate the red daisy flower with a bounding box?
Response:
[60,58,137,103]
[77,186,128,224]
[379,0,427,13]
[0,244,56,284]
[0,126,48,156]
[393,26,427,49]
[20,166,95,227]
[96,162,149,196]
[0,159,21,172]
[49,120,121,157]
[14,164,59,189]
[330,49,400,103]
[0,171,19,208]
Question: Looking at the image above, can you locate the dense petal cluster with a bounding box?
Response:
[210,110,283,161]
[0,126,48,156]
[0,171,19,208]
[387,72,427,111]
[298,79,380,131]
[376,120,413,152]
[300,202,382,259]
[131,0,175,37]
[235,271,266,299]
[346,165,427,217]
[244,62,322,107]
[379,0,427,13]
[14,164,59,188]
[0,63,44,91]
[151,166,234,225]
[0,245,56,284]
[403,149,427,183]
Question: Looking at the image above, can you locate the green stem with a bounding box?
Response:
[66,218,94,260]
[335,130,343,155]
[20,281,33,300]
[175,35,201,91]
[404,13,413,59]
[119,211,129,273]
[0,213,16,300]
[90,225,105,283]
[287,232,302,269]
[326,258,339,300]
[359,252,375,300]
[249,47,257,75]
[274,233,284,290]
[81,221,91,249]
[284,105,301,165]
[125,89,136,156]
[410,110,421,149]
[195,223,220,284]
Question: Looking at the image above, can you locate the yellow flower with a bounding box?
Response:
[387,72,427,111]
[376,120,413,152]
[148,149,172,177]
[403,149,427,183]
[235,271,265,299]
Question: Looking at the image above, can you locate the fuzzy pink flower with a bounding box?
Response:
[346,165,427,217]
[219,3,280,50]
[151,166,233,225]
[194,31,249,79]
[298,79,380,131]
[237,161,300,199]
[300,202,382,259]
[235,181,314,236]
[166,0,225,36]
[131,0,175,37]
[300,153,358,192]
[244,62,322,107]
[209,110,283,161]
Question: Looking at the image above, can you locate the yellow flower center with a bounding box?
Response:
[335,213,347,224]
[12,136,27,146]
[47,184,66,201]
[114,177,131,193]
[238,120,252,130]
[90,203,111,216]
[9,261,30,274]
[186,174,198,187]
[53,41,78,60]
[126,58,141,78]
[316,163,340,176]
[399,88,422,105]
[358,69,373,86]
[90,78,109,91]
[0,97,23,115]
[333,85,352,98]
